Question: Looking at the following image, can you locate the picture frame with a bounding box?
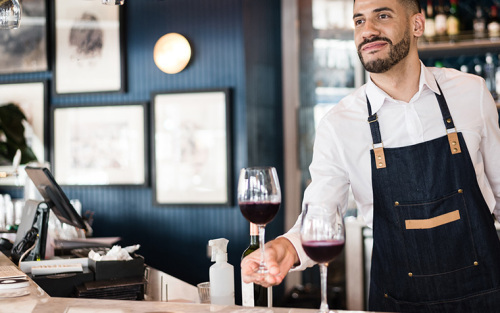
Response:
[0,0,48,74]
[52,0,126,94]
[52,103,147,186]
[151,89,232,206]
[0,81,49,186]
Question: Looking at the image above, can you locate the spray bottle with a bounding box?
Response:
[209,238,235,305]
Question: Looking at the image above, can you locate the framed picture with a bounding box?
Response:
[0,81,48,163]
[152,89,232,206]
[0,81,49,186]
[52,0,126,94]
[0,0,48,74]
[52,103,147,186]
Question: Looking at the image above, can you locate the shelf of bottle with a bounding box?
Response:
[418,32,500,58]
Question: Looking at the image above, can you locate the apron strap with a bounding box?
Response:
[365,80,461,169]
[366,96,386,169]
[435,81,462,154]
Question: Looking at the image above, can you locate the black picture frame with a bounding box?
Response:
[151,89,232,206]
[51,0,127,95]
[51,103,147,186]
[0,0,48,74]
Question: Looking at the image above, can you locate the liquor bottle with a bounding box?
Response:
[446,0,459,41]
[485,53,498,100]
[424,0,436,40]
[241,223,268,307]
[473,5,486,39]
[434,0,447,37]
[488,5,500,38]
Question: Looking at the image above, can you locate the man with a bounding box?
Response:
[241,0,500,312]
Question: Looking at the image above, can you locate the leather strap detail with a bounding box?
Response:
[405,210,460,230]
[374,147,386,169]
[447,132,461,154]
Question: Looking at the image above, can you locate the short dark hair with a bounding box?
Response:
[354,0,421,15]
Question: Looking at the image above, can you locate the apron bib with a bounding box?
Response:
[366,82,500,313]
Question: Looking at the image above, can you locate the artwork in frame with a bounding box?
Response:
[52,103,146,186]
[152,89,232,206]
[53,0,126,94]
[0,81,48,186]
[0,0,48,74]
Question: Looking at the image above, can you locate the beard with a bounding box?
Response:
[357,28,411,73]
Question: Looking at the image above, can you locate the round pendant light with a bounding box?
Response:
[153,33,192,74]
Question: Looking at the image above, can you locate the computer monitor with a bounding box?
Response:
[25,166,87,230]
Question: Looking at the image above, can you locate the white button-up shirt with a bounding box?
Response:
[284,61,500,270]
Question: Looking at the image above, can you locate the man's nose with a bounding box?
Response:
[360,19,380,39]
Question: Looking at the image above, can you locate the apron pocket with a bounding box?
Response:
[396,190,478,276]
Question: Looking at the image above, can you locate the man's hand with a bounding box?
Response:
[240,237,299,288]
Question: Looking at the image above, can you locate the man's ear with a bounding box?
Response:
[412,13,425,38]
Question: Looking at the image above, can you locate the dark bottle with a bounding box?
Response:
[488,5,500,38]
[473,5,486,39]
[241,223,268,307]
[446,0,459,41]
[434,0,447,36]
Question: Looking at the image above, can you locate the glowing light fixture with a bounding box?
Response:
[0,0,21,29]
[154,33,192,74]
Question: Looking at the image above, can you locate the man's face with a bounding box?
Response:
[353,0,413,73]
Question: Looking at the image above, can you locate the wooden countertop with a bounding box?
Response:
[0,252,373,313]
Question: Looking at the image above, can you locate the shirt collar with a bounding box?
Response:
[365,61,441,114]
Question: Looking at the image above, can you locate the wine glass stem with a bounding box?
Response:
[258,225,267,273]
[319,263,329,313]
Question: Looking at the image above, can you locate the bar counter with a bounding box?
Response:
[0,251,375,313]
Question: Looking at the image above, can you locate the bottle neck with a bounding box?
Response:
[250,223,259,245]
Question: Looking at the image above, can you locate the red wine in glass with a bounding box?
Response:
[238,167,281,275]
[239,201,280,225]
[300,203,345,313]
[302,239,345,264]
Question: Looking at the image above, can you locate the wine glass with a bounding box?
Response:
[238,166,281,275]
[300,202,345,313]
[0,0,21,29]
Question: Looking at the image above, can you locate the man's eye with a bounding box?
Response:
[354,19,364,26]
[379,14,389,19]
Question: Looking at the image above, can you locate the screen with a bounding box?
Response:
[25,166,87,230]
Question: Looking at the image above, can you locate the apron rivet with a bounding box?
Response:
[453,148,458,152]
[378,162,383,167]
[452,141,457,146]
[474,261,478,266]
[377,155,382,160]
[446,118,452,123]
[408,272,413,277]
[384,293,388,298]
[394,201,399,206]
[458,189,463,193]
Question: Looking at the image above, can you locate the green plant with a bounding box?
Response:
[0,103,37,165]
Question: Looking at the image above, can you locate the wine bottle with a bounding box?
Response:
[484,53,498,100]
[241,222,268,307]
[434,0,447,37]
[424,0,436,40]
[473,5,486,39]
[446,0,459,41]
[488,5,500,38]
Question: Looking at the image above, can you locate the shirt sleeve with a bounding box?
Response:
[479,80,500,222]
[282,113,351,271]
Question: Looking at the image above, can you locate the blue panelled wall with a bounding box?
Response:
[0,0,284,304]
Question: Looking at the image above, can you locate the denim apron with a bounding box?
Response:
[366,82,500,313]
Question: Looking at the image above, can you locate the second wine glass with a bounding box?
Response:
[301,202,345,313]
[238,166,281,275]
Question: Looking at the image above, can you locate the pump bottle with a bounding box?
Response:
[209,238,235,305]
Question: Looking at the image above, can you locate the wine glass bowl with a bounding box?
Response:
[238,166,281,275]
[301,203,345,313]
